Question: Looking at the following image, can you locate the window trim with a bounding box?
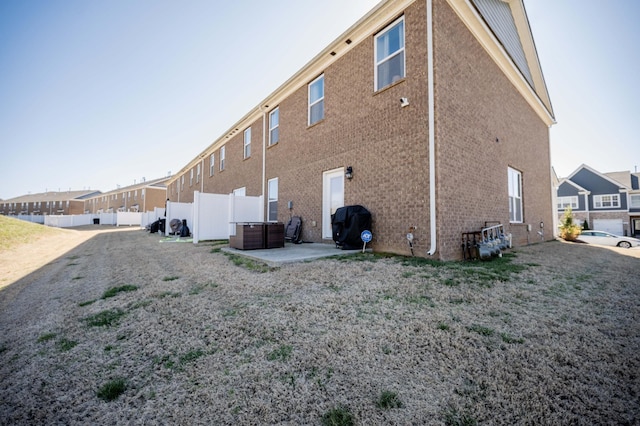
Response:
[190,169,194,186]
[269,107,279,146]
[308,74,325,126]
[220,146,226,171]
[593,194,620,209]
[557,196,578,210]
[508,167,523,223]
[267,177,278,222]
[630,194,640,208]
[243,127,251,159]
[374,16,406,92]
[209,153,215,176]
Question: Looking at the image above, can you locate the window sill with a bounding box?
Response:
[374,77,406,95]
[307,118,325,129]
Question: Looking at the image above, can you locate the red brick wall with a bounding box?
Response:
[432,1,553,259]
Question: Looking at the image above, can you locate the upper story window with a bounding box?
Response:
[375,16,405,91]
[196,163,201,183]
[190,169,194,186]
[220,146,226,171]
[269,108,279,145]
[308,74,324,126]
[593,194,620,209]
[557,196,578,210]
[181,175,185,190]
[244,127,251,159]
[210,153,215,176]
[508,167,523,223]
[630,194,640,208]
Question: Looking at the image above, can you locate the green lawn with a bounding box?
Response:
[0,215,59,251]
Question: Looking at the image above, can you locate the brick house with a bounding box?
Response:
[0,190,100,216]
[167,0,555,260]
[557,164,640,237]
[83,177,170,214]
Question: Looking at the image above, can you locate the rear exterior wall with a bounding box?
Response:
[264,1,431,253]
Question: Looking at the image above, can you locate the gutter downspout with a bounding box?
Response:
[427,0,437,256]
[262,110,267,222]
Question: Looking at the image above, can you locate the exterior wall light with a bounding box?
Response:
[345,166,353,180]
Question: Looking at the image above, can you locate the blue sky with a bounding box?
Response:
[1,0,638,200]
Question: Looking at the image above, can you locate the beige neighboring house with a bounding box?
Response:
[84,177,170,214]
[0,190,100,216]
[166,0,556,260]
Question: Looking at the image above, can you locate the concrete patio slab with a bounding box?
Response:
[221,242,365,266]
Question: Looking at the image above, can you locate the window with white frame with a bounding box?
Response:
[593,194,620,209]
[557,196,578,210]
[268,178,278,222]
[142,189,145,199]
[308,74,324,126]
[375,16,405,91]
[181,175,185,190]
[244,127,251,159]
[269,108,279,145]
[508,167,523,223]
[210,153,215,176]
[190,169,194,186]
[630,194,640,208]
[220,146,226,171]
[196,163,201,183]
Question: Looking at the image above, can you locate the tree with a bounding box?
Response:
[559,207,581,241]
[582,219,590,230]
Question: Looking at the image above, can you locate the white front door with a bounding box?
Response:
[323,168,344,239]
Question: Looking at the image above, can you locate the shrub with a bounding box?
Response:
[97,378,126,401]
[321,406,354,426]
[376,390,403,409]
[558,207,581,241]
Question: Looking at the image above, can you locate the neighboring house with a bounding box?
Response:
[0,190,100,216]
[557,164,640,237]
[165,0,556,260]
[83,177,170,214]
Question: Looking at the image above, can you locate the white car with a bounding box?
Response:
[577,231,640,249]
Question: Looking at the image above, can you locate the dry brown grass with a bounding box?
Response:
[0,228,638,425]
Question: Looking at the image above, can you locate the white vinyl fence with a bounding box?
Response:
[116,212,142,227]
[98,213,117,225]
[16,214,45,224]
[141,208,165,228]
[191,192,263,243]
[45,214,94,228]
[165,201,194,236]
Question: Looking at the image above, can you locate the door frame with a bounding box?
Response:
[322,168,345,239]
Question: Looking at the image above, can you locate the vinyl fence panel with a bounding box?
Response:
[192,192,230,243]
[117,212,142,227]
[99,213,117,225]
[165,201,193,236]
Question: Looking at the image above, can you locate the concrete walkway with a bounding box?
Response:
[221,242,364,266]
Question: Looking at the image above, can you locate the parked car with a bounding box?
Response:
[577,231,640,248]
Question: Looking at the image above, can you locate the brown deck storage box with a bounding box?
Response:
[229,223,264,250]
[264,223,285,248]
